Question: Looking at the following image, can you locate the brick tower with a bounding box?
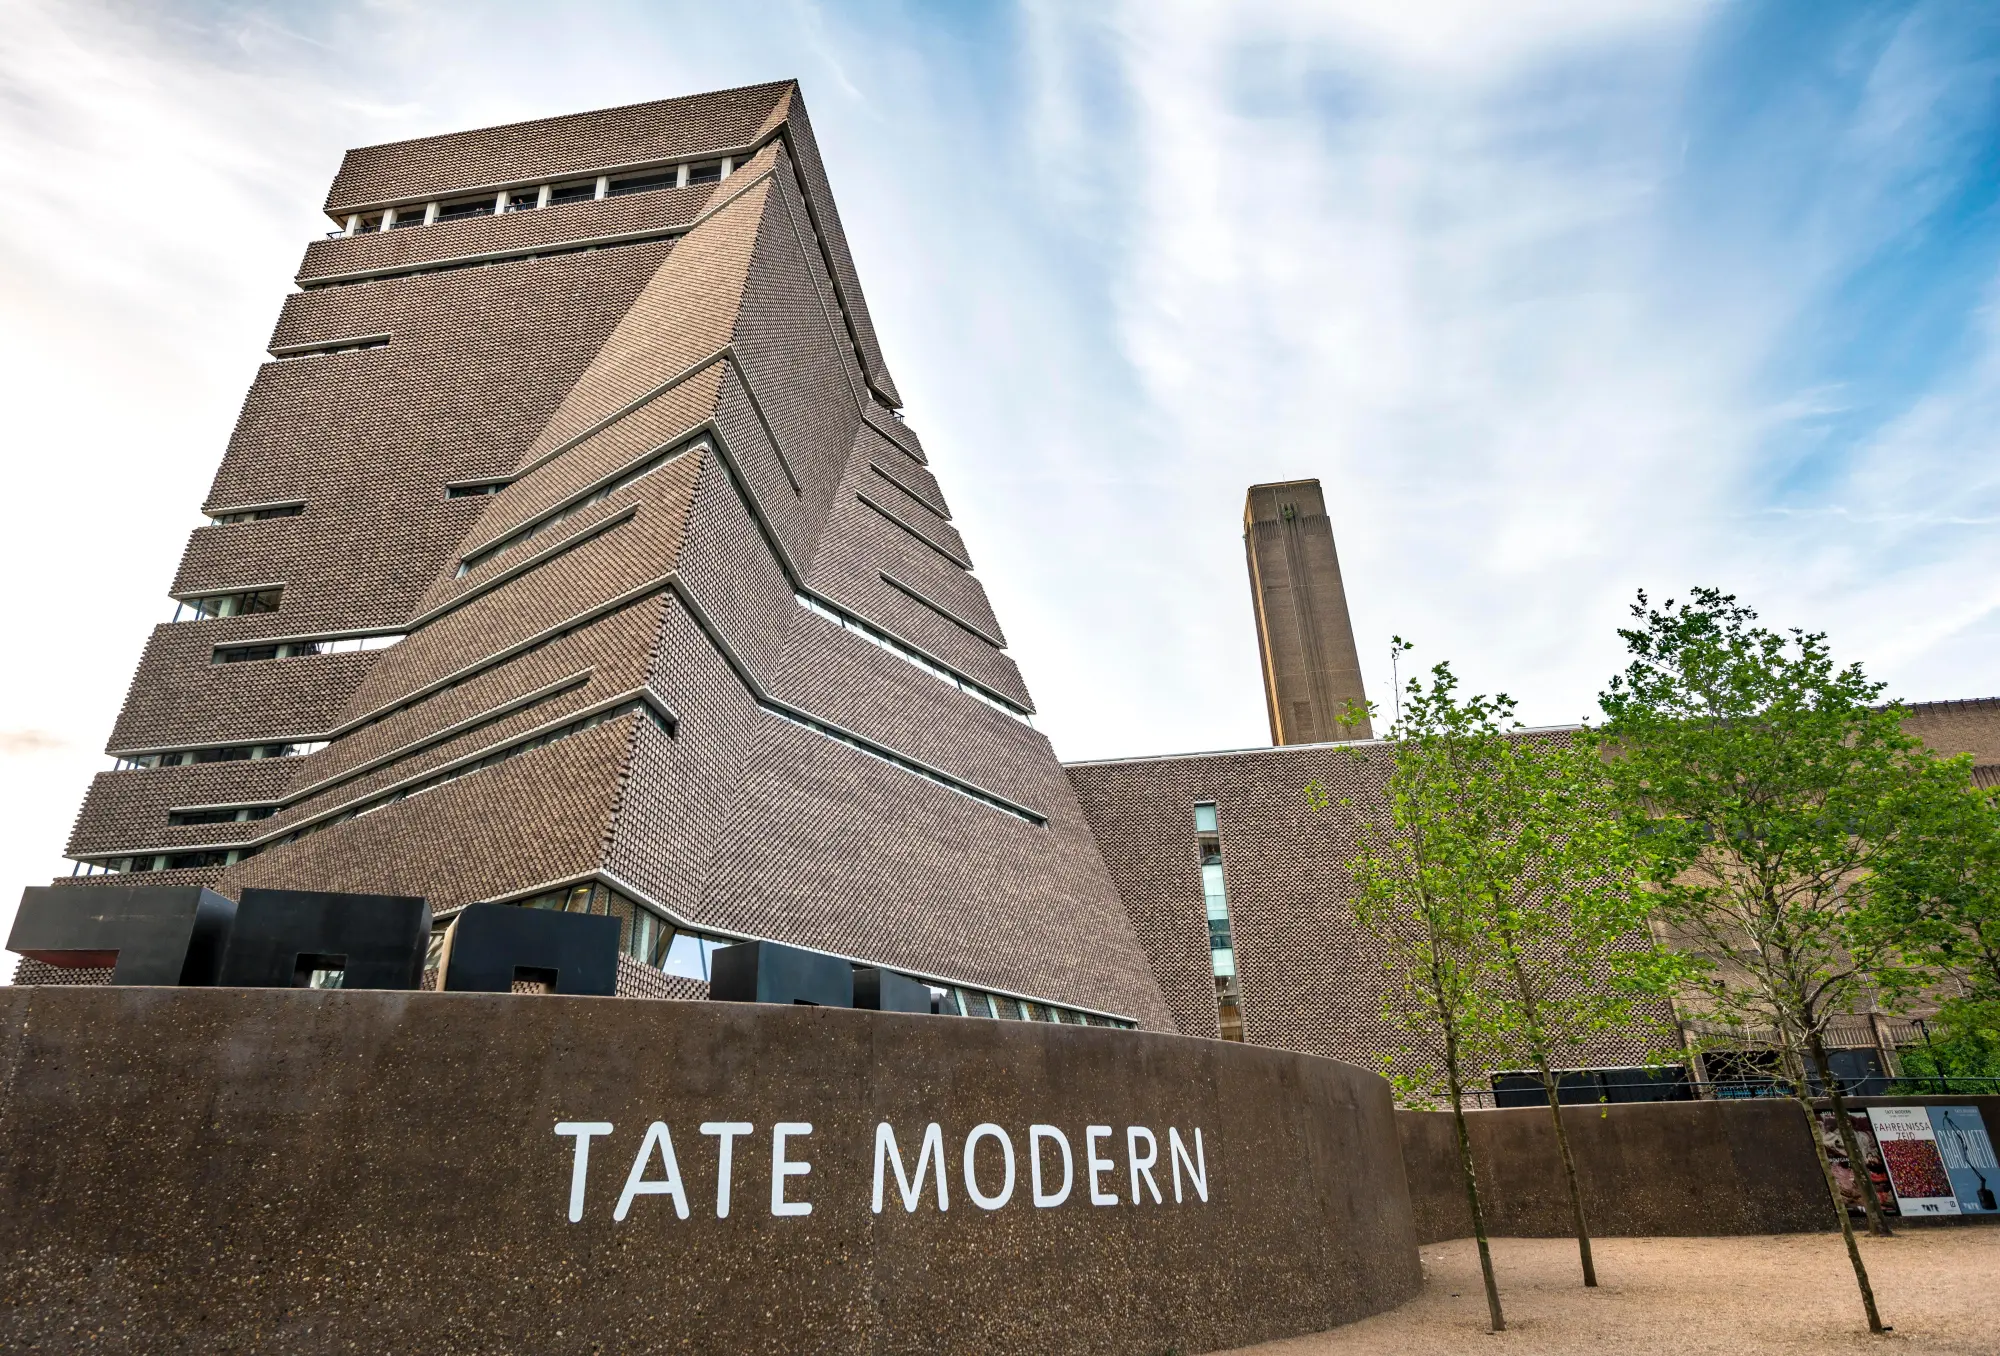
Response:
[52,82,1170,1028]
[1243,479,1371,744]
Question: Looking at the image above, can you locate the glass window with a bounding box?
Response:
[434,196,494,224]
[387,205,428,230]
[608,170,676,198]
[1194,802,1218,833]
[629,908,661,964]
[548,181,596,206]
[212,504,303,526]
[177,587,283,622]
[687,161,722,185]
[662,931,708,980]
[447,481,509,499]
[504,189,540,213]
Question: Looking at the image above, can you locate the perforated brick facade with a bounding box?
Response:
[50,82,1169,1029]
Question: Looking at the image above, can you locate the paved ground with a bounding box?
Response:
[1221,1229,2000,1355]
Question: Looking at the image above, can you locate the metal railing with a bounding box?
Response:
[1441,1074,2000,1111]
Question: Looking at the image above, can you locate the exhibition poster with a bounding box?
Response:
[1817,1109,1894,1216]
[1865,1106,1961,1215]
[1925,1105,1998,1214]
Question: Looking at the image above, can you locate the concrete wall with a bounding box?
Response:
[1401,1096,2000,1243]
[0,986,1420,1355]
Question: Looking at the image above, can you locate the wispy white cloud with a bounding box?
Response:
[1,0,1996,976]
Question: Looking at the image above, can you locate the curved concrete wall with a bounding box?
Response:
[0,988,1420,1354]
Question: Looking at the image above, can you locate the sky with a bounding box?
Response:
[3,0,1999,968]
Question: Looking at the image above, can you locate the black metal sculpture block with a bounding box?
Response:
[216,888,430,990]
[7,885,237,986]
[438,903,618,996]
[709,940,854,1007]
[853,966,931,1014]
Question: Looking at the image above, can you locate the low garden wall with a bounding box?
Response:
[1401,1095,2000,1243]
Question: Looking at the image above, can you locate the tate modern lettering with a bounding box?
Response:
[555,1120,1211,1222]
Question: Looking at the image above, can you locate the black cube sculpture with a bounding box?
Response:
[853,966,931,1014]
[8,885,237,986]
[439,903,619,996]
[216,888,430,990]
[709,940,853,1007]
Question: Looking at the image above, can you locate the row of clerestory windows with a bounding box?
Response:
[171,588,282,622]
[116,741,328,770]
[210,503,303,526]
[212,633,403,664]
[334,157,737,238]
[793,592,1033,724]
[81,700,672,875]
[167,804,279,826]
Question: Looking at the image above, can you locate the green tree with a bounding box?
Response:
[1897,1000,2000,1087]
[1862,756,2000,1007]
[1590,587,1928,1334]
[1452,716,1684,1290]
[1328,646,1509,1333]
[1325,642,1676,1318]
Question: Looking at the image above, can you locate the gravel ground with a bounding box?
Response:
[1220,1229,2000,1355]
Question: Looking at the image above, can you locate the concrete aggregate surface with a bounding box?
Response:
[1223,1229,2000,1355]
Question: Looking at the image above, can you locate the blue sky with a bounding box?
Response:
[3,0,1999,949]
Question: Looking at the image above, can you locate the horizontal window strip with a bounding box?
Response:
[273,697,671,848]
[213,632,403,664]
[343,580,670,743]
[168,804,278,827]
[856,492,972,569]
[878,571,1007,650]
[765,703,1044,825]
[867,460,948,520]
[271,334,389,360]
[208,502,304,525]
[794,593,1029,722]
[299,226,685,290]
[458,440,692,576]
[277,673,592,810]
[115,739,326,770]
[79,695,674,875]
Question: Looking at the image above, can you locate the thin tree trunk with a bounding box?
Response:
[1535,1057,1598,1286]
[1444,1028,1504,1333]
[1795,1093,1886,1334]
[1808,1032,1893,1238]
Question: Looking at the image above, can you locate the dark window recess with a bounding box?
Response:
[548,181,597,206]
[608,171,676,197]
[504,190,540,212]
[175,588,282,622]
[387,207,427,230]
[446,481,510,499]
[687,162,722,185]
[215,641,318,664]
[434,197,495,224]
[213,633,400,664]
[119,741,326,770]
[168,805,279,827]
[273,337,389,362]
[98,848,246,873]
[211,504,303,526]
